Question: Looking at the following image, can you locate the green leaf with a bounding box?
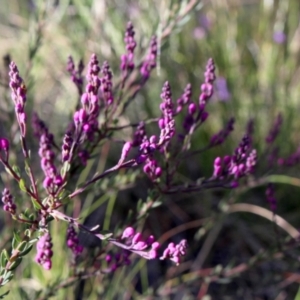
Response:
[98,230,113,240]
[13,232,21,244]
[19,179,27,193]
[0,290,10,299]
[0,251,8,269]
[12,165,21,177]
[19,244,33,257]
[24,158,31,176]
[61,162,71,178]
[11,238,18,251]
[17,241,27,252]
[30,197,42,210]
[2,250,9,263]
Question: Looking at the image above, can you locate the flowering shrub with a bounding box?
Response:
[1,3,300,298]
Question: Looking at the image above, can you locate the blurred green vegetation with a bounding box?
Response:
[1,0,300,299]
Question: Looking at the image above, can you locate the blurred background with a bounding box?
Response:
[1,0,300,299]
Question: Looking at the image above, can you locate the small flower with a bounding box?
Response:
[9,62,27,137]
[120,22,136,73]
[66,226,83,257]
[35,232,53,270]
[273,31,286,44]
[160,240,188,265]
[215,77,230,101]
[265,113,283,144]
[140,36,157,80]
[0,138,10,162]
[2,188,16,215]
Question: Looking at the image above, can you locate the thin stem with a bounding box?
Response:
[69,159,136,199]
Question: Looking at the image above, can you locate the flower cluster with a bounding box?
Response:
[175,83,192,115]
[120,22,136,73]
[66,56,84,95]
[66,225,83,257]
[140,36,158,80]
[0,138,9,163]
[74,54,101,143]
[32,112,54,143]
[265,113,283,144]
[8,62,27,137]
[160,240,188,265]
[158,82,175,146]
[100,61,114,106]
[39,133,62,193]
[105,250,131,272]
[61,131,73,162]
[35,232,53,270]
[121,227,160,260]
[210,118,235,146]
[2,188,16,215]
[213,135,257,183]
[199,58,216,108]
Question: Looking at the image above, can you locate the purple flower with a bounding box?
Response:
[210,118,235,146]
[265,113,282,144]
[212,135,257,182]
[67,56,84,95]
[2,188,16,215]
[121,227,160,259]
[160,240,188,265]
[66,226,83,257]
[215,77,230,101]
[120,22,136,73]
[39,134,62,193]
[73,54,102,143]
[199,58,216,107]
[100,61,114,105]
[0,138,10,162]
[140,36,157,80]
[158,82,175,146]
[273,31,286,44]
[35,232,53,270]
[9,62,27,137]
[61,131,73,162]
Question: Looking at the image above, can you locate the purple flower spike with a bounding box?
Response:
[199,58,216,107]
[0,138,10,162]
[266,183,277,211]
[66,225,83,257]
[265,113,283,144]
[32,112,54,144]
[100,61,114,105]
[61,131,73,162]
[35,232,53,270]
[67,56,84,95]
[273,31,286,44]
[2,188,16,215]
[140,36,157,80]
[121,22,136,73]
[210,118,235,147]
[160,240,188,265]
[73,53,102,142]
[132,122,147,147]
[121,227,160,260]
[39,134,62,193]
[215,77,230,101]
[9,62,27,137]
[158,82,175,146]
